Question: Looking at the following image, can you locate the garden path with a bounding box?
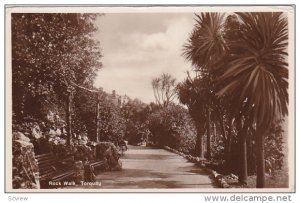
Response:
[78,145,215,189]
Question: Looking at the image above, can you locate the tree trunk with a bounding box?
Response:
[213,122,217,139]
[218,114,232,172]
[66,90,72,145]
[256,128,266,188]
[225,118,233,173]
[225,132,233,172]
[206,109,211,160]
[236,117,247,184]
[219,114,226,142]
[96,92,101,142]
[195,127,204,158]
[238,134,248,184]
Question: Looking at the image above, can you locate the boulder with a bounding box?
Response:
[79,139,88,145]
[48,129,56,137]
[55,129,62,136]
[46,111,55,123]
[12,135,39,189]
[32,127,42,139]
[31,123,42,138]
[13,132,30,142]
[59,139,66,145]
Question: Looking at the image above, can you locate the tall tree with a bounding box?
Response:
[216,12,289,187]
[152,73,177,108]
[178,75,208,158]
[12,13,102,119]
[183,13,227,160]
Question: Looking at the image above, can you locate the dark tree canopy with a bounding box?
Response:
[12,13,102,118]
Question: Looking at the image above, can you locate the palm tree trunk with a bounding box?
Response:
[236,118,247,184]
[238,134,248,184]
[225,133,233,172]
[256,127,266,188]
[206,109,211,160]
[225,119,233,173]
[195,130,204,158]
[218,114,233,172]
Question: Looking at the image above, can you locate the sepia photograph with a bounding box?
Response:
[5,5,295,192]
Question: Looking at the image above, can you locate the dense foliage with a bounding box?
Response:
[121,98,151,144]
[181,12,289,187]
[97,92,126,144]
[12,13,102,120]
[148,104,197,154]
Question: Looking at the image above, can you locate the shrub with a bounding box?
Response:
[148,104,197,154]
[95,142,122,171]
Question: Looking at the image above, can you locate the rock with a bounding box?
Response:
[13,132,30,142]
[55,129,62,136]
[46,111,55,122]
[59,139,66,145]
[12,137,39,189]
[32,126,42,139]
[222,182,230,188]
[48,129,56,137]
[82,135,89,141]
[14,140,33,148]
[211,170,229,188]
[31,183,38,189]
[79,140,88,145]
[230,173,238,180]
[74,161,84,183]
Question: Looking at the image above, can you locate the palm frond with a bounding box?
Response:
[217,12,289,127]
[183,12,227,70]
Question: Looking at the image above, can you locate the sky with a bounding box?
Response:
[93,13,195,104]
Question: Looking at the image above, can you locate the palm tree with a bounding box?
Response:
[216,12,289,188]
[178,74,210,158]
[183,13,227,160]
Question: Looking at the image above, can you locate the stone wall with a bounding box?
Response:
[12,132,39,189]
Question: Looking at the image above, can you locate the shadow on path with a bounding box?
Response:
[74,145,216,189]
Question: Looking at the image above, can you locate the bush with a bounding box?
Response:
[148,104,197,154]
[264,120,285,171]
[95,142,122,171]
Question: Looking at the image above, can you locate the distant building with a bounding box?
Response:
[108,90,122,107]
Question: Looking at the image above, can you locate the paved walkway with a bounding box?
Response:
[80,145,215,189]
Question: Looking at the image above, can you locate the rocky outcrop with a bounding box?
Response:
[12,132,39,189]
[211,170,230,188]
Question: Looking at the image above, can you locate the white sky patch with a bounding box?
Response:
[93,13,195,103]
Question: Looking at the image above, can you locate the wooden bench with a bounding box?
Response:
[35,153,75,188]
[89,160,105,172]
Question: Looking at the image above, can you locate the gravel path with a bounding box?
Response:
[79,145,215,189]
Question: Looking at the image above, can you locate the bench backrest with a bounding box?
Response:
[35,153,57,180]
